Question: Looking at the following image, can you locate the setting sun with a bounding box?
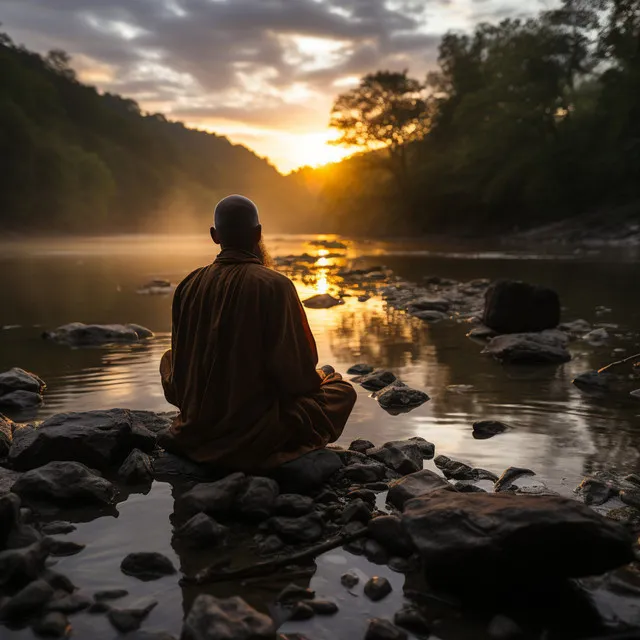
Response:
[279,130,357,173]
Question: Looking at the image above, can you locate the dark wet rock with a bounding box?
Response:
[387,469,454,511]
[152,452,218,483]
[94,589,128,601]
[394,606,430,636]
[343,538,365,555]
[620,490,640,509]
[182,595,275,640]
[235,477,280,521]
[314,489,339,504]
[347,488,376,506]
[305,600,338,615]
[367,442,422,476]
[269,513,324,543]
[368,516,414,557]
[342,462,387,484]
[12,461,117,506]
[387,556,413,573]
[0,390,44,410]
[583,328,609,345]
[277,583,315,604]
[1,579,54,620]
[559,319,591,334]
[271,449,343,494]
[0,466,22,496]
[46,592,92,613]
[435,455,498,482]
[87,600,110,614]
[302,294,343,309]
[334,447,369,466]
[576,478,616,506]
[32,611,69,637]
[364,538,388,564]
[340,498,372,524]
[42,322,153,346]
[352,369,397,391]
[6,524,41,549]
[494,467,535,492]
[482,330,571,364]
[349,438,375,453]
[108,599,157,633]
[365,618,407,640]
[572,370,614,395]
[46,538,85,557]
[402,490,635,591]
[258,534,284,555]
[407,297,451,313]
[473,420,510,440]
[120,552,176,581]
[118,449,154,485]
[409,309,448,322]
[347,364,374,376]
[454,483,487,493]
[179,472,246,517]
[0,492,21,548]
[126,633,177,640]
[174,513,228,549]
[364,576,392,601]
[340,572,359,588]
[0,368,45,399]
[273,494,313,517]
[394,437,435,460]
[40,521,77,536]
[483,280,560,334]
[466,325,498,340]
[0,415,13,457]
[487,614,524,639]
[41,571,76,594]
[288,602,314,621]
[9,408,156,471]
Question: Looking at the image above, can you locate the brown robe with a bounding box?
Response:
[160,248,356,470]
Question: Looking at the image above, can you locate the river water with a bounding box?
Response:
[1,234,639,639]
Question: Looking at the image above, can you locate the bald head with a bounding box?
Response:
[211,195,261,250]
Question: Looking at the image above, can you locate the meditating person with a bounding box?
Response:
[160,194,357,471]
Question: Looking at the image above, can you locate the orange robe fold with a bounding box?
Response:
[160,248,356,470]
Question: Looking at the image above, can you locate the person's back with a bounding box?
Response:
[160,195,356,470]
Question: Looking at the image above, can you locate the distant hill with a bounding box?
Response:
[0,31,317,234]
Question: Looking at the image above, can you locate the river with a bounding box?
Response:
[1,234,639,639]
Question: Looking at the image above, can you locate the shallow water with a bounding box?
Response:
[1,234,640,638]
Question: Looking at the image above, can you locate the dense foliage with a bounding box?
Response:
[295,0,640,235]
[0,32,313,233]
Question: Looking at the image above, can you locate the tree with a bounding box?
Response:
[329,71,431,192]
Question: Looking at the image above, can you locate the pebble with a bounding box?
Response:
[288,601,315,621]
[40,522,77,535]
[46,592,92,613]
[305,600,338,615]
[46,539,86,557]
[120,552,176,581]
[93,589,129,601]
[107,599,158,632]
[364,539,389,564]
[347,489,377,506]
[364,576,392,601]
[32,611,69,638]
[276,584,315,604]
[394,606,431,635]
[340,499,372,524]
[365,618,407,640]
[341,572,359,589]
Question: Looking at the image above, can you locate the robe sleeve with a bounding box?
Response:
[266,277,322,397]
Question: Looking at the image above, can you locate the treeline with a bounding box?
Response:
[293,0,640,236]
[0,32,314,233]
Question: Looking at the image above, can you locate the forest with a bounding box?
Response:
[295,0,640,236]
[0,31,313,233]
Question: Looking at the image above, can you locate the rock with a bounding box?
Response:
[347,488,376,506]
[352,370,397,391]
[434,455,498,482]
[94,589,129,601]
[372,382,430,413]
[179,472,246,517]
[235,477,279,521]
[12,461,117,506]
[288,601,315,620]
[559,319,591,334]
[365,619,407,640]
[340,572,359,589]
[367,442,422,475]
[302,294,343,309]
[269,513,324,543]
[349,438,374,453]
[120,552,176,581]
[368,516,414,557]
[364,576,392,601]
[0,368,45,396]
[631,389,640,400]
[407,297,451,313]
[454,483,487,493]
[6,523,42,549]
[304,600,338,615]
[0,390,43,410]
[409,309,448,322]
[0,542,49,589]
[40,522,76,536]
[46,538,85,557]
[0,415,13,457]
[625,474,640,487]
[576,478,616,506]
[395,437,435,459]
[466,325,498,340]
[402,491,635,591]
[9,408,156,471]
[483,280,560,334]
[487,614,524,639]
[347,364,374,376]
[41,571,76,594]
[152,452,217,483]
[46,592,92,613]
[314,489,339,504]
[342,462,387,484]
[340,499,372,524]
[108,599,158,632]
[258,534,284,555]
[118,449,154,485]
[1,579,54,620]
[271,449,343,494]
[620,490,640,509]
[174,513,228,549]
[182,594,275,640]
[482,330,571,364]
[387,470,454,511]
[276,583,315,604]
[137,280,175,295]
[473,420,509,439]
[32,611,69,637]
[494,467,535,492]
[309,239,347,249]
[273,494,314,517]
[364,539,388,564]
[42,322,153,346]
[583,328,609,345]
[394,606,430,636]
[0,492,21,548]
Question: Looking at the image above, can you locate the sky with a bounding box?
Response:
[1,0,551,173]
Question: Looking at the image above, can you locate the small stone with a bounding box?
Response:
[341,572,359,588]
[46,539,86,557]
[269,513,324,543]
[303,294,343,309]
[349,438,375,453]
[625,474,640,487]
[276,583,315,604]
[235,477,280,521]
[473,421,509,440]
[387,470,454,511]
[258,534,284,555]
[107,599,158,633]
[94,589,128,601]
[576,478,616,506]
[494,467,535,492]
[620,490,640,509]
[347,365,374,376]
[179,472,246,518]
[288,601,315,621]
[46,592,92,613]
[1,578,54,620]
[487,614,524,639]
[314,489,339,504]
[41,571,76,594]
[387,556,412,573]
[394,606,430,635]
[32,611,69,637]
[120,552,176,581]
[364,539,388,564]
[352,370,397,391]
[118,449,154,485]
[41,522,76,536]
[174,513,228,549]
[343,538,365,555]
[342,463,387,484]
[273,494,314,517]
[347,488,376,506]
[364,576,392,601]
[365,618,407,640]
[340,499,372,524]
[305,600,338,615]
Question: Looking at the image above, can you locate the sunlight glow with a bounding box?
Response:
[84,16,147,41]
[280,35,349,72]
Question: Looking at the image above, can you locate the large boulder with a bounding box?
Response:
[483,280,560,334]
[387,470,454,511]
[402,490,635,591]
[182,595,275,640]
[234,477,279,521]
[0,368,45,411]
[9,408,157,471]
[42,322,153,347]
[179,473,246,518]
[367,442,423,476]
[11,461,117,506]
[270,449,343,494]
[482,330,571,364]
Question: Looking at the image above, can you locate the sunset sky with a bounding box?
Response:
[3,0,550,173]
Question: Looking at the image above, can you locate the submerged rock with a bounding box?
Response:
[559,319,591,335]
[40,521,76,536]
[494,467,535,492]
[270,449,343,494]
[387,469,454,511]
[473,420,509,439]
[352,370,397,391]
[372,382,430,413]
[340,572,359,589]
[118,449,154,485]
[435,455,497,482]
[32,611,69,637]
[402,490,635,591]
[365,618,407,640]
[1,578,54,621]
[302,294,343,309]
[268,513,324,543]
[235,477,279,521]
[364,576,392,601]
[482,330,571,364]
[179,472,246,518]
[576,478,617,506]
[42,322,153,346]
[120,552,176,581]
[583,328,609,346]
[46,538,85,557]
[347,364,374,376]
[108,598,158,632]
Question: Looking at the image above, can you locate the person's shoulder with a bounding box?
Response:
[175,266,207,294]
[248,265,297,296]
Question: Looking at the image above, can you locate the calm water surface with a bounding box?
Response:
[1,234,639,639]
